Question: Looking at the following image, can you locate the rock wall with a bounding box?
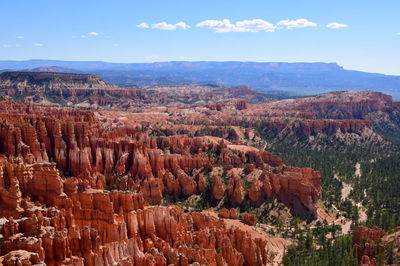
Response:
[353,226,386,266]
[0,157,277,265]
[0,101,321,217]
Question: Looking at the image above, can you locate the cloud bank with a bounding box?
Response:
[138,18,350,33]
[196,19,276,33]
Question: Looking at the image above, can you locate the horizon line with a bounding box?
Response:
[1,59,399,76]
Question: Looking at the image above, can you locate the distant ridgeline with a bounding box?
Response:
[0,60,400,98]
[0,71,129,105]
[0,71,269,107]
[0,71,103,85]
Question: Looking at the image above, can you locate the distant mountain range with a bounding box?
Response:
[1,59,400,98]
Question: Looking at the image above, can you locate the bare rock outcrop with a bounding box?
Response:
[0,157,279,265]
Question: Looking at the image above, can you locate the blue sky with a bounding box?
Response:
[1,0,399,74]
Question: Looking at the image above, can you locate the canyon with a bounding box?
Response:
[0,72,399,265]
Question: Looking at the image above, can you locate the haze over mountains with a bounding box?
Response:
[1,59,400,99]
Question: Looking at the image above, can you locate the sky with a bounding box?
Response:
[0,0,399,75]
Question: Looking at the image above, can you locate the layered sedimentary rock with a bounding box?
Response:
[218,208,238,220]
[0,157,288,265]
[272,91,399,120]
[263,168,321,215]
[2,71,398,148]
[235,100,248,110]
[241,213,256,226]
[0,98,327,265]
[353,226,386,266]
[0,71,145,100]
[0,101,321,218]
[166,91,399,145]
[351,226,400,266]
[0,72,266,110]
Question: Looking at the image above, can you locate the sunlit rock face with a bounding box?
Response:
[0,156,290,266]
[0,100,319,265]
[353,226,386,266]
[2,73,396,265]
[0,101,322,216]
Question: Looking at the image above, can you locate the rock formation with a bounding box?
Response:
[0,156,290,265]
[7,76,400,265]
[353,226,386,266]
[235,100,248,110]
[242,213,256,226]
[0,100,322,217]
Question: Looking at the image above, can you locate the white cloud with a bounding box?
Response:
[326,22,348,29]
[396,32,400,35]
[196,19,275,33]
[33,43,43,47]
[88,32,99,36]
[277,18,317,29]
[16,36,25,39]
[151,21,190,30]
[112,43,120,47]
[80,35,88,38]
[137,22,149,28]
[137,21,191,30]
[2,44,12,48]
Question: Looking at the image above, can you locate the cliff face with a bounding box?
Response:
[353,226,387,266]
[254,91,399,142]
[0,156,292,265]
[165,91,399,146]
[0,72,148,107]
[0,71,112,96]
[1,71,397,146]
[0,89,392,216]
[280,91,399,119]
[0,71,103,84]
[2,75,397,265]
[0,72,264,109]
[0,101,321,220]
